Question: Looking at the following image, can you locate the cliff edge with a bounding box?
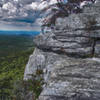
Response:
[24,2,100,100]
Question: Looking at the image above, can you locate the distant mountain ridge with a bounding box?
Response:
[0,30,40,36]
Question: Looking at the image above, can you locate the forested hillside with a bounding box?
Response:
[0,34,34,57]
[0,34,34,98]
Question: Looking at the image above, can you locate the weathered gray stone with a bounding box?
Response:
[33,3,100,57]
[95,41,100,57]
[83,2,100,14]
[24,2,100,100]
[38,54,100,100]
[24,48,46,80]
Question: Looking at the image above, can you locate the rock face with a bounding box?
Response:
[24,3,100,100]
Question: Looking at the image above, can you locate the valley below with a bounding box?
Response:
[0,34,35,98]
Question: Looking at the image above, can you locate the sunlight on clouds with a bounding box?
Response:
[30,2,38,10]
[2,2,17,15]
[0,0,59,31]
[49,0,57,5]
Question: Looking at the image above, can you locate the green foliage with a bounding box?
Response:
[12,69,44,100]
[0,34,43,100]
[12,80,30,100]
[0,48,34,97]
[0,34,34,98]
[0,34,34,57]
[28,69,44,99]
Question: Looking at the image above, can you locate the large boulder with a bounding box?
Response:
[33,3,100,57]
[24,2,100,100]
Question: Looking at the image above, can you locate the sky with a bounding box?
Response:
[0,0,59,31]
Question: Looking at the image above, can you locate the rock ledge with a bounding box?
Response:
[24,3,100,100]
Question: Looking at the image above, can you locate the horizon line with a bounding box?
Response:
[0,30,40,32]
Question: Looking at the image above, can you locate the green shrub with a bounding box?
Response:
[12,69,44,100]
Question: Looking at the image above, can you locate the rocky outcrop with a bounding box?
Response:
[24,2,100,100]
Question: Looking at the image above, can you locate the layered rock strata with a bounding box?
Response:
[24,2,100,100]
